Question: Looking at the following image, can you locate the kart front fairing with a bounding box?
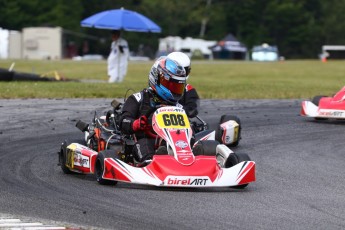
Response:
[101,155,255,187]
[301,86,345,119]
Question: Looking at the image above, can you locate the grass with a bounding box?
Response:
[0,59,344,99]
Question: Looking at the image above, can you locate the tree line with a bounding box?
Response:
[0,0,344,59]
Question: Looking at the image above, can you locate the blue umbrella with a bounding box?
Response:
[81,8,161,33]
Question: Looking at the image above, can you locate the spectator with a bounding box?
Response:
[107,30,129,83]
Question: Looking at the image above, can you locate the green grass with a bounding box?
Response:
[0,59,344,99]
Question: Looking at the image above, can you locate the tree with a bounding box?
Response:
[0,0,344,58]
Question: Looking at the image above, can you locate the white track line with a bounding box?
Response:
[0,218,66,229]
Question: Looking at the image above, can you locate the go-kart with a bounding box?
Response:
[75,99,241,153]
[58,101,254,188]
[301,86,345,120]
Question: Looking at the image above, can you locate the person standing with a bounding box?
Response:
[107,30,129,83]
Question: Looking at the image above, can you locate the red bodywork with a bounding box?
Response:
[318,86,345,110]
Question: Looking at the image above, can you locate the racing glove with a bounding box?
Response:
[132,115,148,132]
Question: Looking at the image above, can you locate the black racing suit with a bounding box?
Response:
[120,88,167,162]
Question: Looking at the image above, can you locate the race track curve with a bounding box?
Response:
[0,98,344,230]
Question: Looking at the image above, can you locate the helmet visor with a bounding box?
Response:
[159,75,186,96]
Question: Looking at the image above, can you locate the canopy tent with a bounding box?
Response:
[210,34,247,60]
[251,43,278,61]
[321,45,345,59]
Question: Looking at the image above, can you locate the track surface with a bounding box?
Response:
[0,98,344,230]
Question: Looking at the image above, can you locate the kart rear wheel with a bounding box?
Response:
[216,115,241,147]
[95,150,118,185]
[311,95,328,120]
[225,153,251,189]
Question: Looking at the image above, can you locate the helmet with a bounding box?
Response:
[167,52,191,78]
[149,57,186,104]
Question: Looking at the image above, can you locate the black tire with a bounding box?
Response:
[311,95,328,120]
[236,152,251,162]
[75,120,89,132]
[216,115,241,147]
[225,153,251,189]
[0,69,14,81]
[224,152,239,168]
[95,150,118,185]
[224,152,251,168]
[311,95,326,106]
[193,140,219,156]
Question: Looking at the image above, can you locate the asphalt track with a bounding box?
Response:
[0,98,344,230]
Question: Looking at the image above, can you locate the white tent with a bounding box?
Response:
[158,36,216,59]
[321,45,345,59]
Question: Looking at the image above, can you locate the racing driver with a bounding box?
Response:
[119,57,187,164]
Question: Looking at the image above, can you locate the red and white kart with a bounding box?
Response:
[59,106,255,188]
[301,86,345,120]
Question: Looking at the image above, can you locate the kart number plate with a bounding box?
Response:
[156,112,190,129]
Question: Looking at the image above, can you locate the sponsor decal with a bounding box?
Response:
[225,135,231,143]
[175,140,188,149]
[73,153,90,168]
[157,106,185,113]
[176,149,190,153]
[319,111,344,117]
[164,176,210,186]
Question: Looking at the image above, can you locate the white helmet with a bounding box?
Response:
[167,52,191,78]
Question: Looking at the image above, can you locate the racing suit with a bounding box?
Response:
[119,88,169,162]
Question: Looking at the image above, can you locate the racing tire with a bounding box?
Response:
[311,95,328,120]
[95,150,118,185]
[193,140,219,156]
[225,153,251,189]
[216,115,241,147]
[311,95,326,106]
[59,139,82,174]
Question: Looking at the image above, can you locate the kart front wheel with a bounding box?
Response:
[311,95,328,120]
[95,150,118,185]
[225,153,251,189]
[311,95,326,106]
